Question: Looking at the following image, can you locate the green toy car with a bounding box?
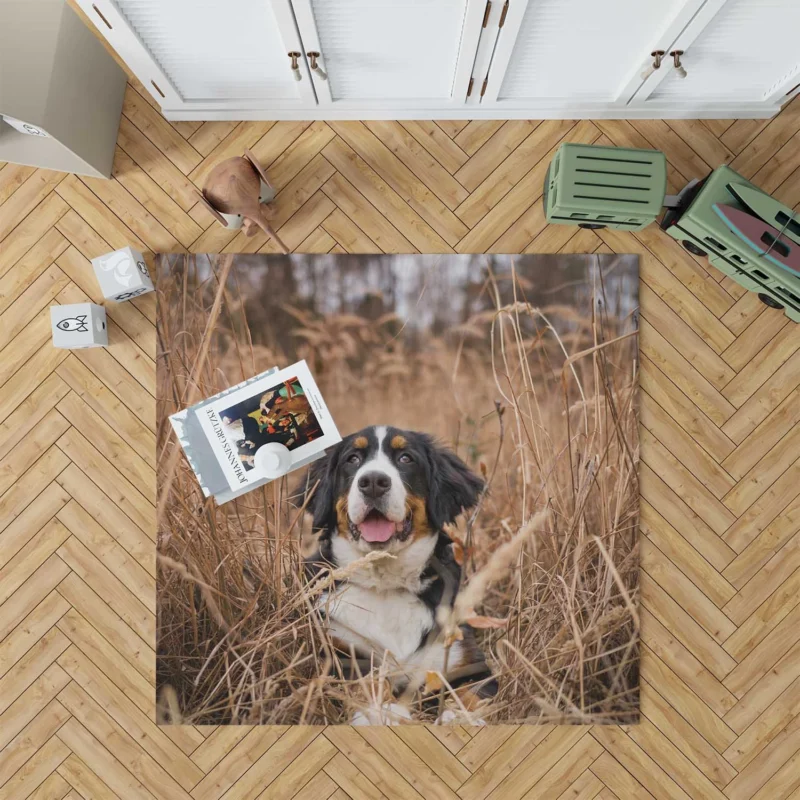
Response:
[660,165,800,323]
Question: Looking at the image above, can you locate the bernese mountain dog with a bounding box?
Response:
[297,425,497,705]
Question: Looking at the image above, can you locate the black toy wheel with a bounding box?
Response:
[682,240,707,257]
[758,293,784,310]
[579,223,606,229]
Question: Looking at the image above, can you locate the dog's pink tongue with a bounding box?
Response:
[359,517,395,543]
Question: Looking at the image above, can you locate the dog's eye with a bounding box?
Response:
[347,453,362,465]
[398,453,413,464]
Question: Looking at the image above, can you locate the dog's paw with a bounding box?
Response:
[351,703,412,726]
[435,708,487,726]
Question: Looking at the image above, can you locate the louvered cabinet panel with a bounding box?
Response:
[292,0,483,105]
[115,0,298,100]
[75,0,314,111]
[648,0,800,103]
[495,0,689,102]
[74,0,794,118]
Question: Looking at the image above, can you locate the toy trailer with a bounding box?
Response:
[660,164,800,323]
[544,143,667,231]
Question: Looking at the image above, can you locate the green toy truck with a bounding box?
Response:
[659,165,800,323]
[544,143,800,322]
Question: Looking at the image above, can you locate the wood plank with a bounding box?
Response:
[57,645,203,784]
[122,84,202,174]
[454,121,506,155]
[187,121,239,157]
[0,732,70,800]
[0,481,69,570]
[55,175,147,252]
[56,681,195,798]
[323,727,425,800]
[322,173,414,253]
[639,284,736,389]
[639,357,735,464]
[640,393,735,498]
[722,458,800,554]
[0,169,65,243]
[639,319,736,427]
[77,172,184,254]
[436,119,470,138]
[590,726,693,800]
[641,537,736,644]
[323,133,456,251]
[0,264,70,351]
[640,679,737,789]
[722,348,800,444]
[365,120,469,209]
[56,521,154,635]
[57,572,153,681]
[111,147,202,248]
[0,193,69,279]
[400,120,469,174]
[0,627,70,715]
[455,119,577,229]
[640,501,736,608]
[56,718,156,800]
[116,115,202,211]
[457,727,552,800]
[721,323,800,407]
[55,427,154,538]
[55,355,155,467]
[0,163,36,205]
[0,228,69,315]
[0,698,71,790]
[640,613,738,719]
[454,121,540,192]
[322,752,385,800]
[190,727,288,800]
[483,727,591,800]
[0,593,70,684]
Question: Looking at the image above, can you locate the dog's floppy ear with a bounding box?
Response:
[294,442,342,534]
[426,439,484,531]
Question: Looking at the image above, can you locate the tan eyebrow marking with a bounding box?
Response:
[391,435,407,449]
[353,436,368,449]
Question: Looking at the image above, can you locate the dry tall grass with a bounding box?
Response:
[156,253,639,725]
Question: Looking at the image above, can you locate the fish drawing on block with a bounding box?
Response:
[713,204,800,276]
[56,315,89,332]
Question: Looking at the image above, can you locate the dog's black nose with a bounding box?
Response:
[358,471,391,499]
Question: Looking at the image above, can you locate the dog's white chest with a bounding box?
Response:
[323,585,434,663]
[320,535,458,669]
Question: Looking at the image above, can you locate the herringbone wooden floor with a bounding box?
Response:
[2,64,800,798]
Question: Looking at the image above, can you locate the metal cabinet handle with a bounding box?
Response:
[641,50,665,81]
[670,50,687,79]
[288,51,302,81]
[307,51,328,81]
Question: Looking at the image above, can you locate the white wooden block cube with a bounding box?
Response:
[91,246,154,302]
[51,303,108,349]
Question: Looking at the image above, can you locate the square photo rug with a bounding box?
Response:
[156,252,640,726]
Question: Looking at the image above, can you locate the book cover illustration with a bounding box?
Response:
[171,360,341,503]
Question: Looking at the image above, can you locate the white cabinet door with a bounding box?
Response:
[75,0,316,113]
[290,0,486,109]
[479,0,706,112]
[633,0,800,109]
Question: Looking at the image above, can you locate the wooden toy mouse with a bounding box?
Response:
[197,149,289,253]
